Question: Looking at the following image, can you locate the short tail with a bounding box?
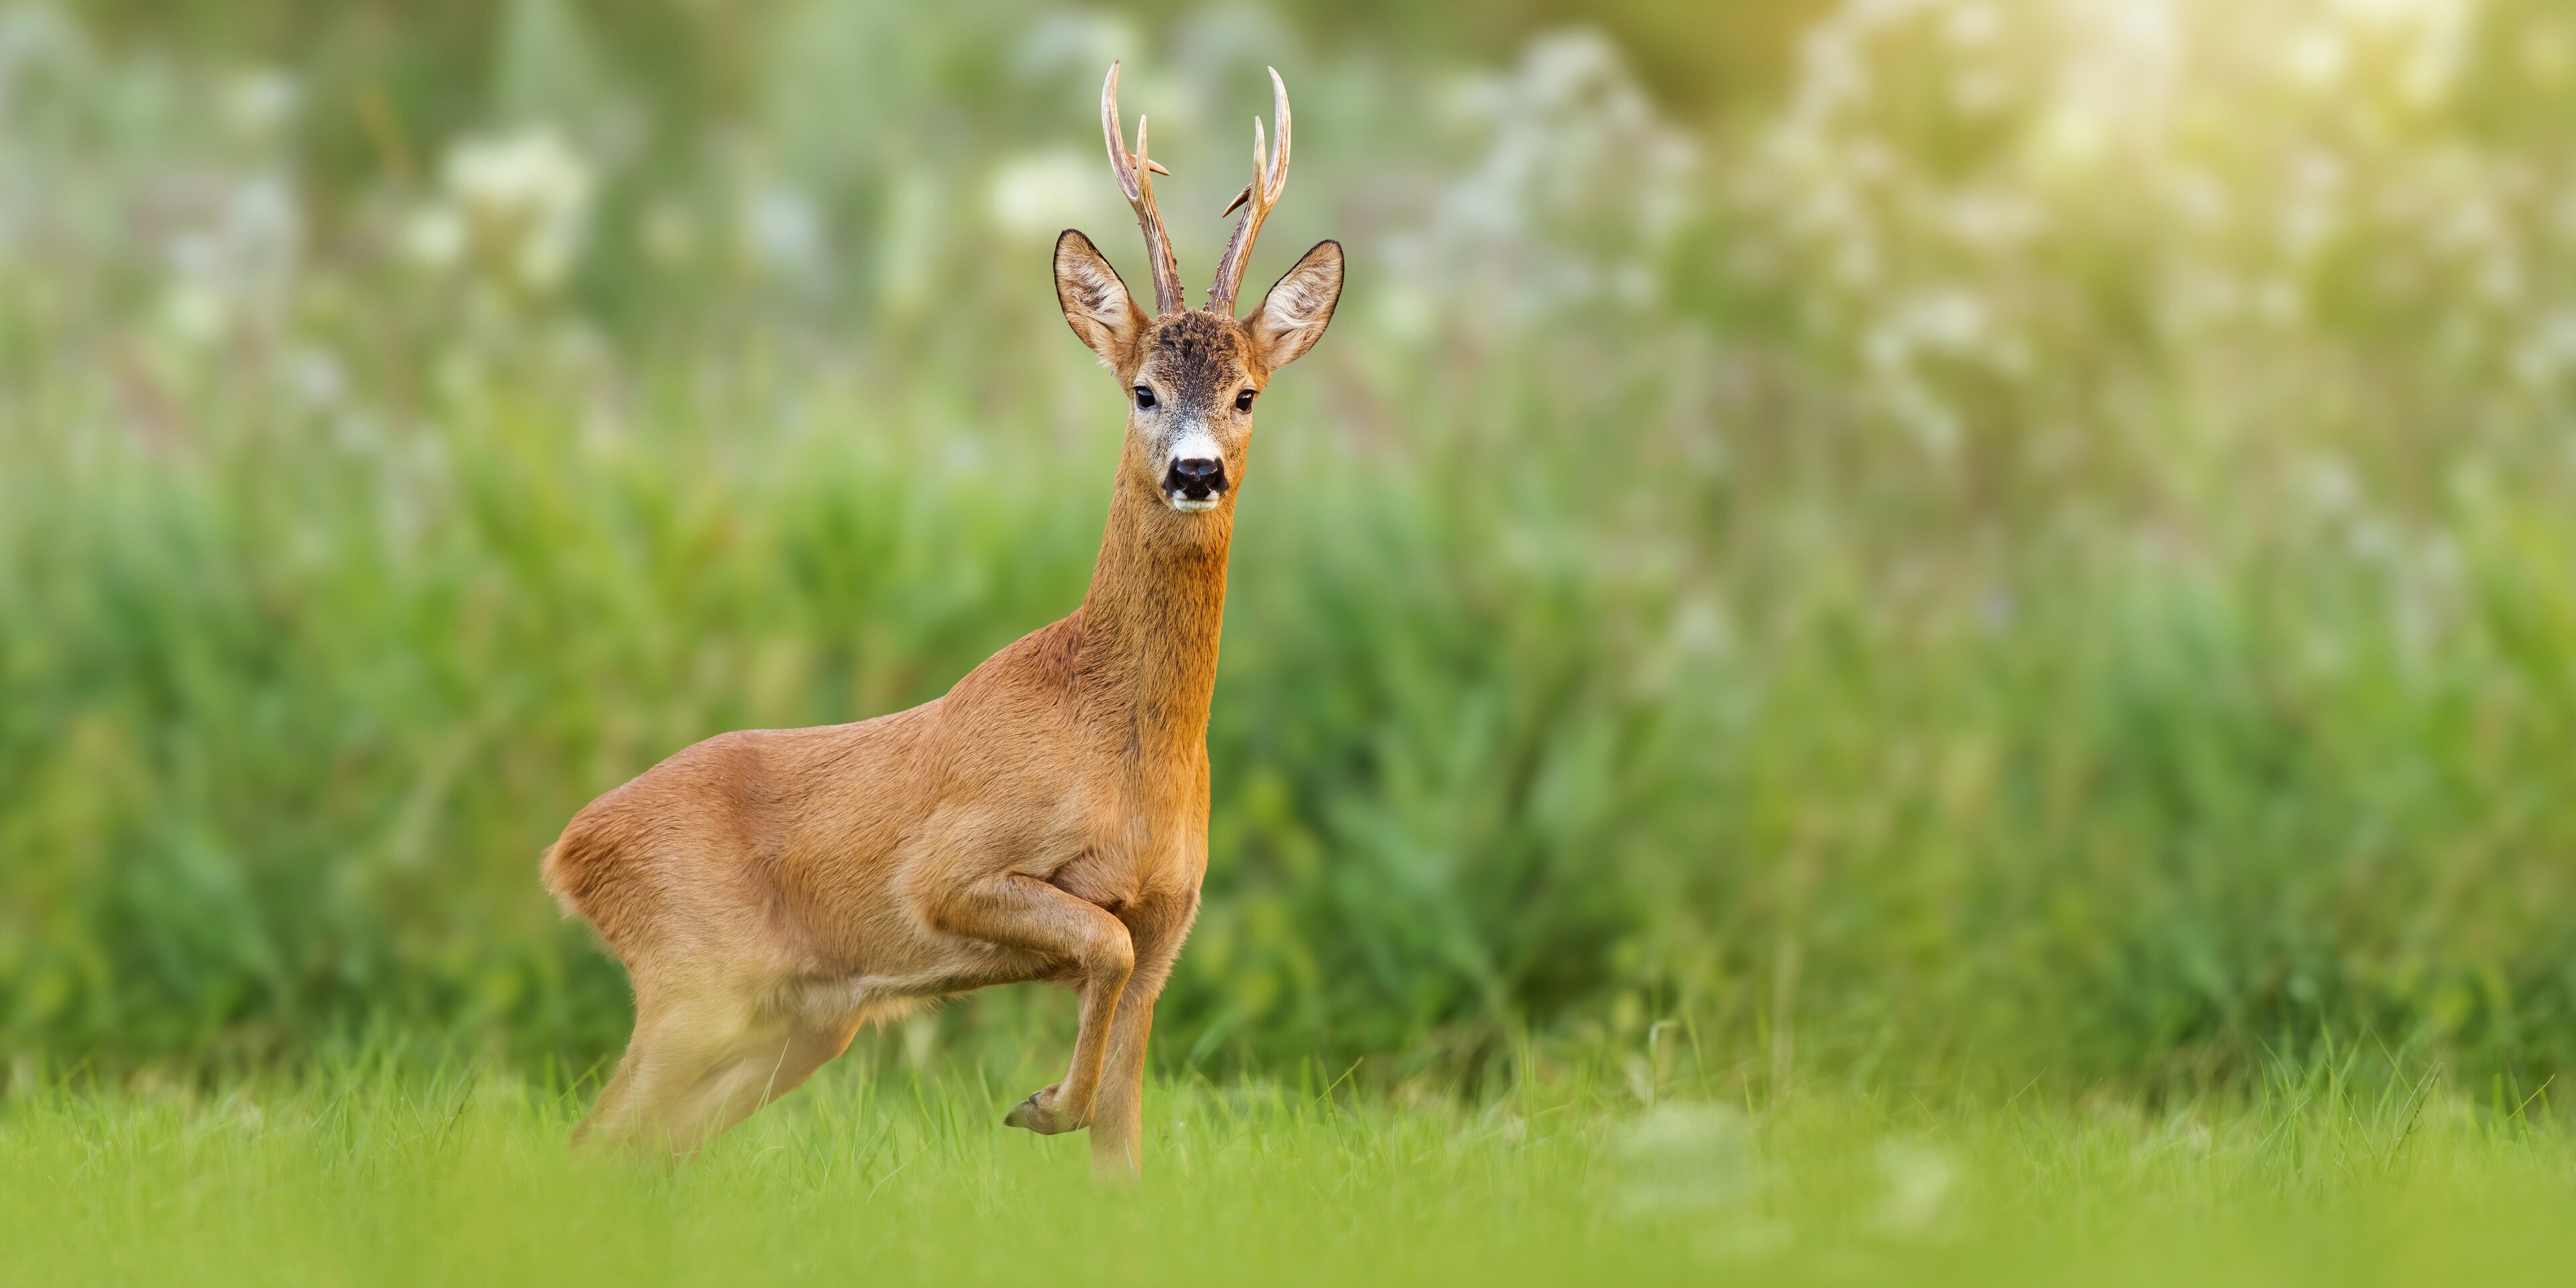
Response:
[539,837,582,920]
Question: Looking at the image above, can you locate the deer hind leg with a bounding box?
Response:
[574,985,763,1159]
[923,873,1134,1136]
[575,983,859,1161]
[649,1016,859,1154]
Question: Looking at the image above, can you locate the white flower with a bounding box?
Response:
[414,127,597,292]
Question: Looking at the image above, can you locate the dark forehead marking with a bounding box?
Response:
[1143,311,1253,405]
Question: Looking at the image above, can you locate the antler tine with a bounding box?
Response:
[1205,66,1292,315]
[1102,61,1187,316]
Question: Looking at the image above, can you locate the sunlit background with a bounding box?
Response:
[4,0,2573,1097]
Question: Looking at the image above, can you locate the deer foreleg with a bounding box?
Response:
[926,872,1135,1134]
[1086,888,1199,1179]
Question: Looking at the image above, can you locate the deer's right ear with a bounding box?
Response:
[1055,229,1149,371]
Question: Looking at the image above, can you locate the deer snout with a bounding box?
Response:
[1166,455,1224,498]
[1163,433,1228,512]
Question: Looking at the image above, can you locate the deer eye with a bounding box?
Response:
[1133,386,1157,410]
[1235,389,1256,412]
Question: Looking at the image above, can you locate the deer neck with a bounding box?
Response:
[1073,478,1232,761]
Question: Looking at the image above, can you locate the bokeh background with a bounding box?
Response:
[3,0,2573,1095]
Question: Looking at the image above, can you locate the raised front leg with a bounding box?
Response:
[924,872,1135,1134]
[1087,888,1199,1179]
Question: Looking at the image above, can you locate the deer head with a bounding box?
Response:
[1055,62,1344,535]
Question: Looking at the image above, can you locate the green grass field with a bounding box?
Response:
[7,1039,2570,1287]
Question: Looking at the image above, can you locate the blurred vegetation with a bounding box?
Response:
[3,0,2575,1094]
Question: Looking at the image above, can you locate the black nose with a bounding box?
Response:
[1165,457,1227,501]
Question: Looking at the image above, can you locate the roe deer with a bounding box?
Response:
[541,61,1342,1177]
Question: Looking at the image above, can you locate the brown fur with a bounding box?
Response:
[543,229,1343,1177]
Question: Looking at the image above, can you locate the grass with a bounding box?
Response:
[6,1037,2572,1286]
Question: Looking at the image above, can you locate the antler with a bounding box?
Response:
[1102,61,1187,317]
[1204,67,1291,316]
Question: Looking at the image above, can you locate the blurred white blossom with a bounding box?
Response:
[158,173,302,346]
[1736,0,2540,455]
[1391,30,1698,329]
[405,127,596,293]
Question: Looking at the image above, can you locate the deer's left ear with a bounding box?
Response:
[1056,229,1149,370]
[1244,240,1343,373]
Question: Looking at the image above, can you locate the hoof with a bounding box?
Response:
[1004,1083,1087,1135]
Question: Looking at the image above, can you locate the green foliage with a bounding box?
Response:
[3,0,2575,1095]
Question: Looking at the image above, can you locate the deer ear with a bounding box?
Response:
[1244,240,1343,373]
[1055,229,1148,370]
